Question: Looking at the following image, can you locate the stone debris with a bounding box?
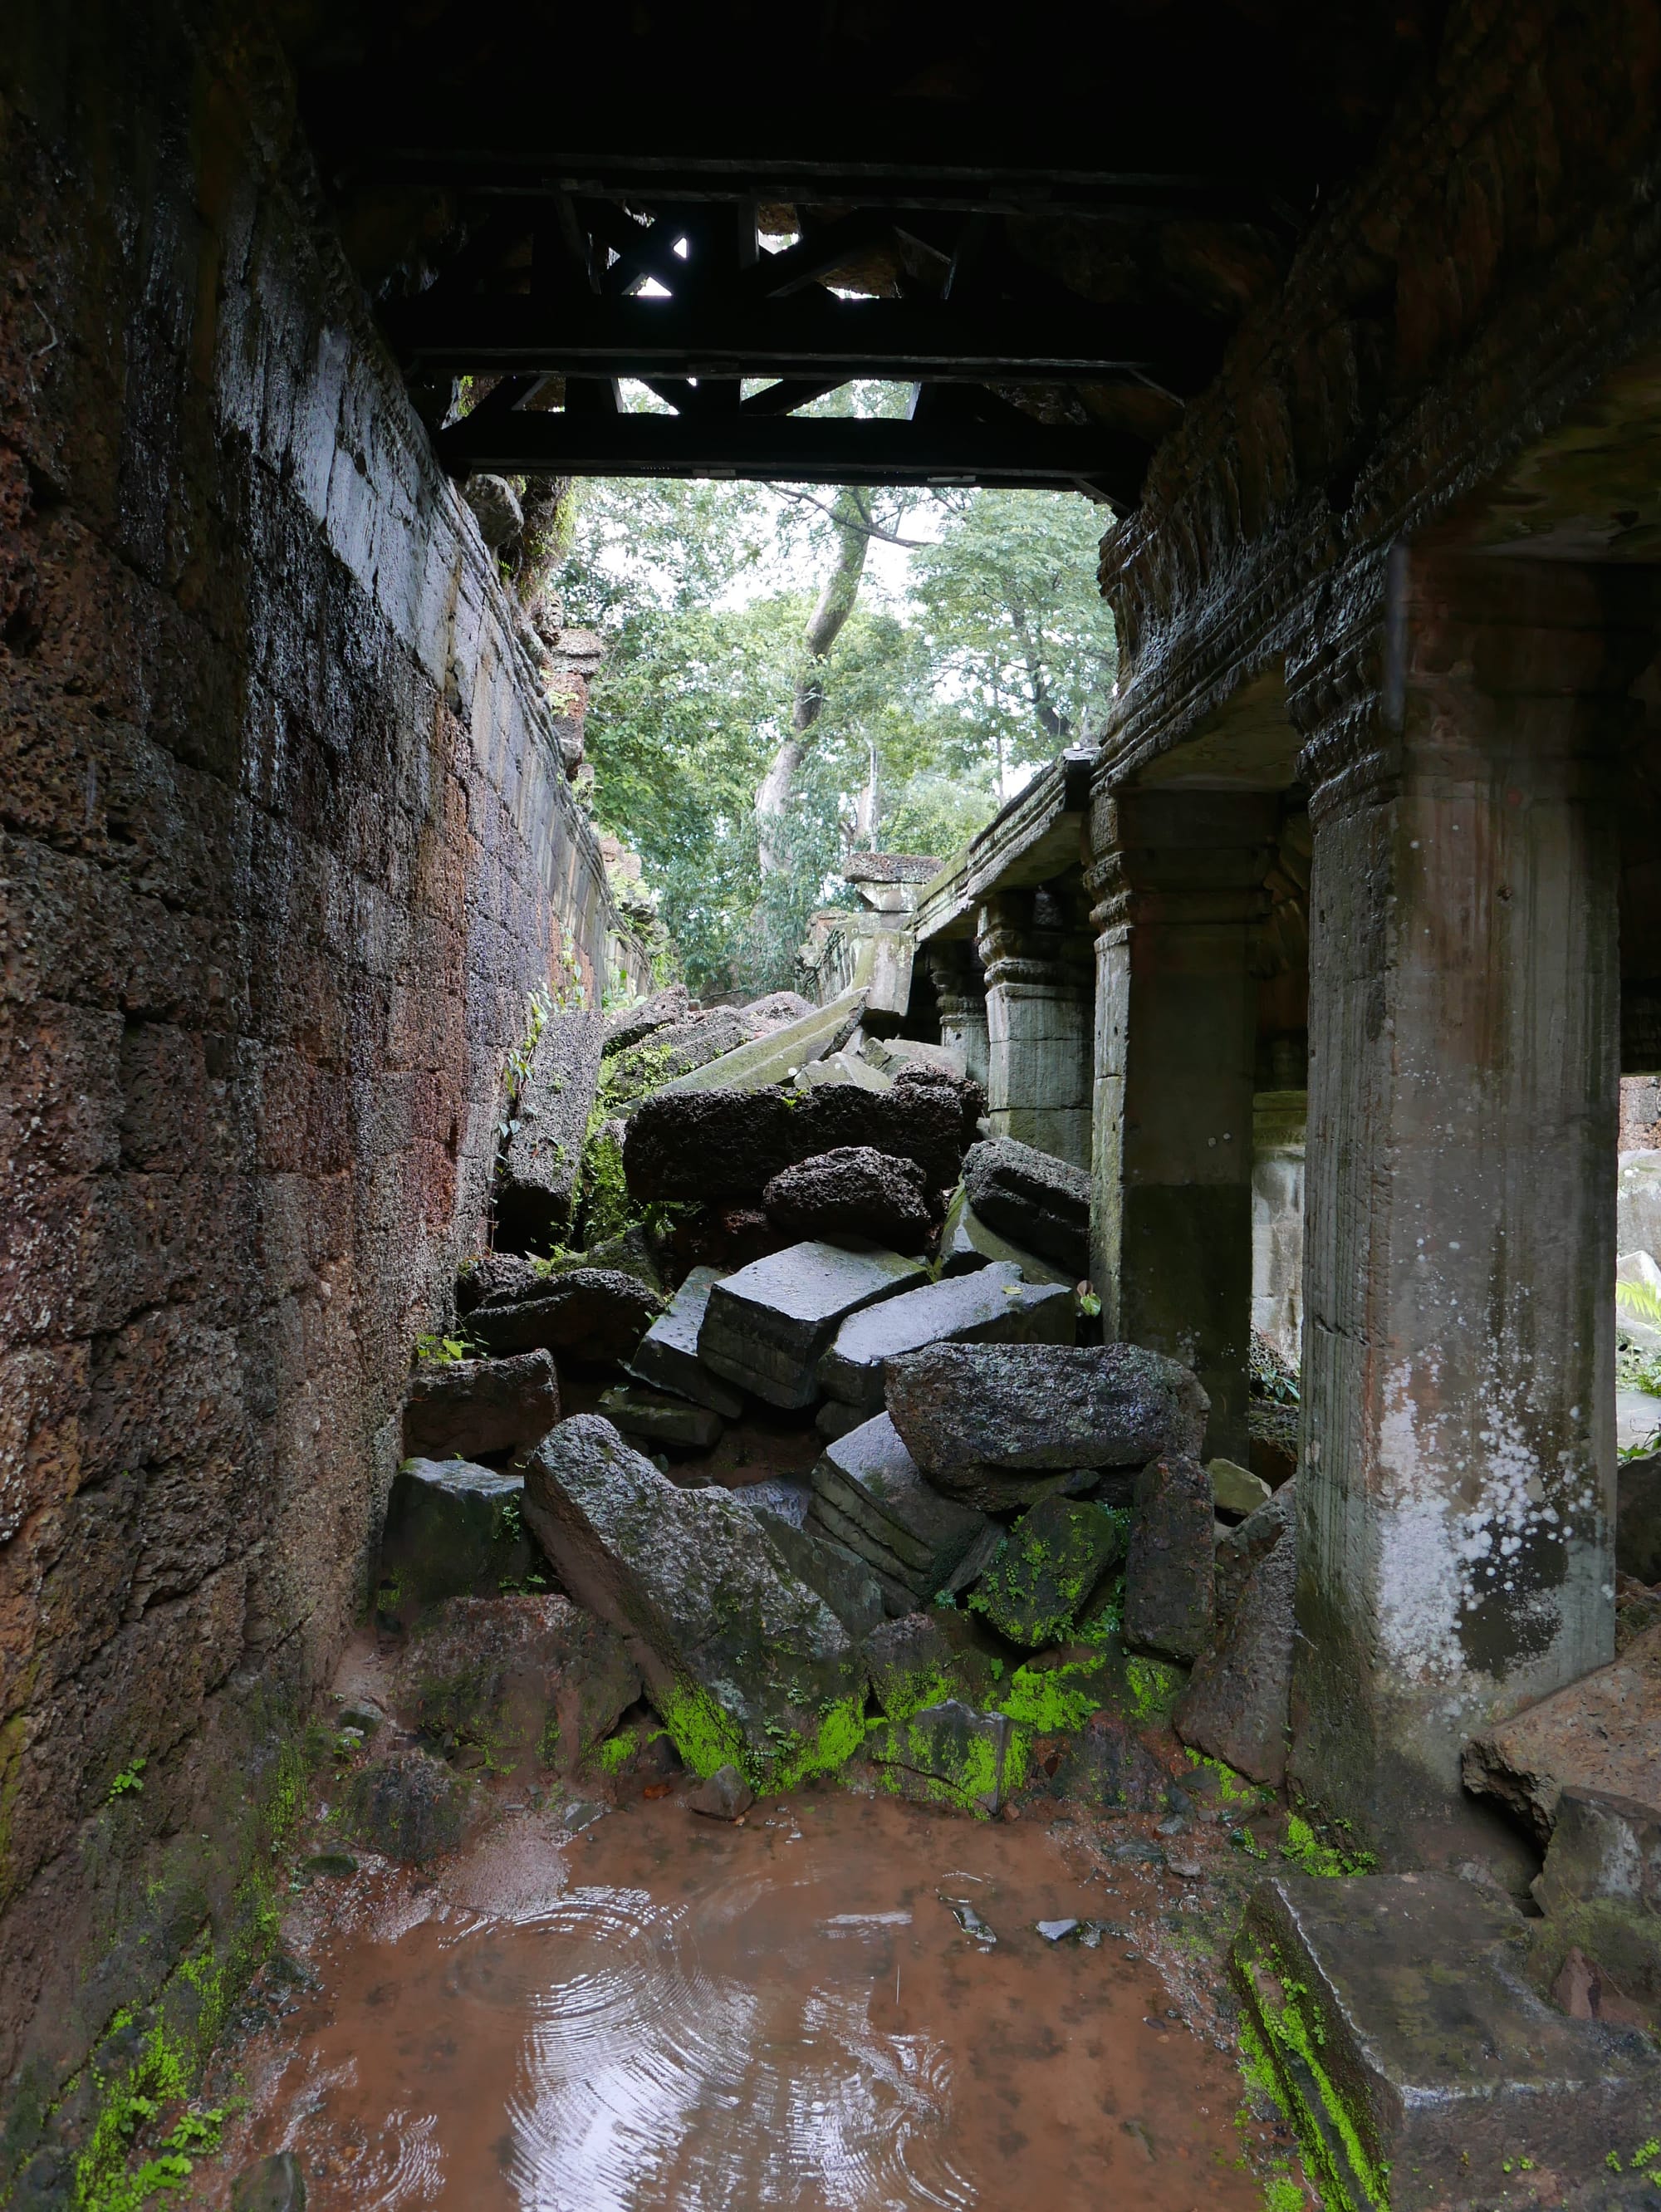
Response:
[467,1268,663,1365]
[598,1382,724,1450]
[814,1397,869,1443]
[403,1349,559,1461]
[747,1508,886,1638]
[796,1047,893,1093]
[867,1701,1019,1817]
[1177,1480,1295,1783]
[698,1240,927,1409]
[396,1593,641,1773]
[1535,1784,1661,1917]
[497,1008,605,1248]
[960,1135,1091,1278]
[968,1492,1125,1649]
[937,1184,1072,1287]
[884,1341,1208,1509]
[1029,1707,1178,1813]
[230,2152,307,2212]
[623,1075,972,1204]
[601,982,693,1057]
[523,1415,865,1784]
[762,1145,934,1253]
[862,1036,965,1081]
[1208,1455,1272,1518]
[650,988,867,1101]
[686,1764,755,1821]
[941,1896,998,1945]
[1235,1873,1659,2206]
[456,1250,546,1312]
[1124,1454,1216,1663]
[806,1413,994,1605]
[605,1003,750,1104]
[347,1749,473,1863]
[817,1263,1074,1417]
[1463,1622,1661,1842]
[863,1607,1009,1719]
[623,1264,746,1416]
[379,1458,537,1619]
[738,989,816,1037]
[1619,1449,1661,1583]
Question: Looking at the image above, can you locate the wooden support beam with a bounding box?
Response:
[433,405,1146,505]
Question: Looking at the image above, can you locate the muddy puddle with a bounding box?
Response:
[199,1790,1274,2210]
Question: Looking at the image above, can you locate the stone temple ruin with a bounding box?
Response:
[6,2,1661,2205]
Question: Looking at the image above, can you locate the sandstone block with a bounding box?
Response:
[938,1184,1072,1287]
[866,1700,1017,1817]
[466,1268,662,1365]
[1536,1785,1661,1918]
[523,1415,865,1786]
[624,1265,745,1415]
[602,983,693,1057]
[402,1350,559,1461]
[817,1262,1073,1415]
[884,1341,1208,1502]
[605,1004,749,1104]
[395,1592,640,1773]
[347,1749,473,1862]
[961,1135,1091,1278]
[864,1608,1010,1719]
[747,1508,885,1638]
[1208,1455,1272,1518]
[1619,1449,1661,1584]
[598,1382,723,1450]
[1463,1624,1661,1843]
[698,1241,926,1409]
[1035,1709,1179,1813]
[380,1458,536,1616]
[762,1145,933,1253]
[739,989,816,1037]
[1176,1483,1295,1783]
[646,988,866,1100]
[1124,1453,1216,1663]
[968,1492,1125,1649]
[687,1764,754,1821]
[622,1075,970,1204]
[497,1008,605,1247]
[808,1413,994,1599]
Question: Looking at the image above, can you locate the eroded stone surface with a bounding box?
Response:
[347,1750,473,1864]
[598,1384,723,1450]
[1463,1623,1661,1842]
[403,1351,560,1462]
[624,1266,745,1417]
[1619,1451,1661,1584]
[1124,1454,1215,1663]
[818,1263,1074,1415]
[686,1765,754,1821]
[1536,1785,1661,1917]
[623,1077,970,1203]
[497,1010,605,1248]
[807,1414,993,1600]
[602,983,694,1057]
[864,1609,1009,1719]
[395,1593,640,1773]
[699,1241,926,1409]
[968,1493,1125,1650]
[866,1701,1017,1818]
[961,1135,1091,1278]
[1176,1483,1294,1783]
[467,1270,662,1365]
[938,1185,1074,1287]
[749,1509,885,1639]
[762,1146,933,1253]
[379,1459,535,1618]
[523,1416,865,1784]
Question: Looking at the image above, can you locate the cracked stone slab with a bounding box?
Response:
[623,1265,745,1417]
[698,1241,927,1409]
[817,1261,1074,1415]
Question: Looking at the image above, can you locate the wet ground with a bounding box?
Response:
[194,1787,1289,2210]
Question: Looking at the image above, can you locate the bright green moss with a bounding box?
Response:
[996,1657,1110,1734]
[1237,1933,1389,2211]
[594,1728,638,1774]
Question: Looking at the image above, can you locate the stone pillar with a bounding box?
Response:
[1252,1089,1306,1371]
[924,939,990,1087]
[1288,553,1653,1855]
[1086,791,1278,1462]
[975,886,1094,1170]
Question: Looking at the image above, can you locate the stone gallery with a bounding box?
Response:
[4,2,1661,2206]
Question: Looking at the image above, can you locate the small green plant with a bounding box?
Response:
[107,1758,147,1801]
[414,1334,477,1366]
[1617,1279,1661,1331]
[1075,1284,1102,1319]
[1281,1811,1377,1878]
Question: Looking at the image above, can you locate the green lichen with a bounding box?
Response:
[996,1658,1110,1734]
[1121,1652,1186,1724]
[1184,1748,1272,1812]
[1281,1812,1377,1879]
[1237,1932,1389,2212]
[593,1728,639,1775]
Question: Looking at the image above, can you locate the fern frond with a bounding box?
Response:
[1616,1277,1661,1331]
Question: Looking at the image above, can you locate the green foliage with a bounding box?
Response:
[413,1334,477,1367]
[1281,1811,1377,1879]
[106,1759,146,1802]
[1617,1278,1661,1331]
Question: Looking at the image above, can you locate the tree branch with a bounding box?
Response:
[774,484,930,548]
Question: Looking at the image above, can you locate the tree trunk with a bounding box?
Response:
[757,488,870,874]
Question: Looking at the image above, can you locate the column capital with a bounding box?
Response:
[1085,787,1279,939]
[975,887,1092,999]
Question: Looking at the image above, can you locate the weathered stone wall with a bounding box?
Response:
[0,0,637,2155]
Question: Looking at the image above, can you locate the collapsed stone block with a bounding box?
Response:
[1029,1707,1178,1812]
[884,1341,1208,1513]
[698,1240,926,1409]
[402,1350,559,1461]
[466,1268,662,1365]
[645,988,867,1101]
[747,1507,885,1638]
[379,1458,536,1616]
[1208,1455,1272,1517]
[864,1608,1009,1719]
[817,1262,1074,1416]
[968,1492,1125,1649]
[622,1074,970,1204]
[960,1135,1091,1278]
[456,1251,545,1312]
[738,989,816,1037]
[1124,1454,1216,1663]
[1535,1784,1661,1917]
[806,1413,995,1604]
[395,1592,641,1773]
[1234,1872,1659,2211]
[1463,1622,1661,1843]
[687,1764,754,1821]
[523,1415,866,1786]
[1176,1480,1295,1783]
[938,1184,1072,1287]
[866,1700,1019,1817]
[762,1145,933,1253]
[602,982,693,1057]
[496,1008,605,1248]
[598,1382,723,1450]
[624,1264,745,1416]
[346,1749,473,1863]
[605,1004,749,1104]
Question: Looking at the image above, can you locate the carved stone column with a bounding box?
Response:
[1287,551,1654,1856]
[1086,789,1278,1463]
[924,939,990,1089]
[975,885,1094,1170]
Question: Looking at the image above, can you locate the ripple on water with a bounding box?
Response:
[502,1883,973,2210]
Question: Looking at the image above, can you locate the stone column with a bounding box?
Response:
[975,886,1094,1170]
[1288,552,1653,1855]
[924,939,990,1087]
[1086,791,1278,1462]
[1251,1090,1306,1372]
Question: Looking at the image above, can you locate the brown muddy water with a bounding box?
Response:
[195,1788,1284,2210]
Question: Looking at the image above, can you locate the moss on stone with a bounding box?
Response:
[996,1656,1111,1734]
[1234,1929,1390,2212]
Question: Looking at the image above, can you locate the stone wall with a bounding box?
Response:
[0,0,638,2156]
